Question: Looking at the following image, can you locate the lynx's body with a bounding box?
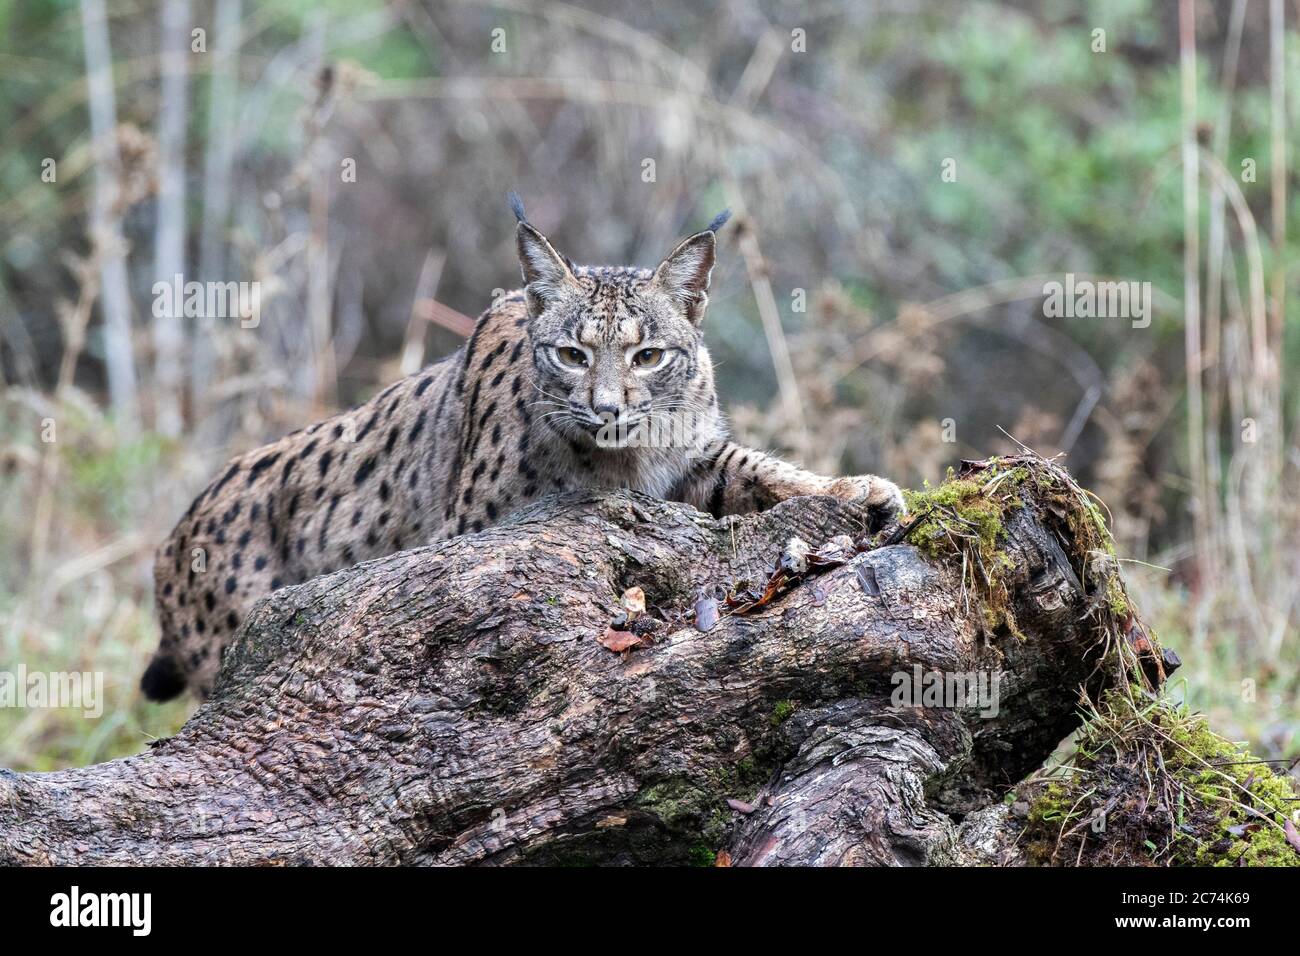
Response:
[143,200,904,701]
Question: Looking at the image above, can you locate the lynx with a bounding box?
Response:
[142,196,904,701]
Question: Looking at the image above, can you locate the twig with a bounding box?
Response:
[1178,0,1210,591]
[727,193,809,451]
[400,249,446,375]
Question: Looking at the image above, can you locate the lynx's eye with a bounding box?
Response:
[555,346,589,368]
[632,347,665,369]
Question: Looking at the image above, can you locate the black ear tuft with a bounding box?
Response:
[706,208,732,234]
[507,190,527,224]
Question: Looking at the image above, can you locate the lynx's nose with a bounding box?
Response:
[593,402,620,419]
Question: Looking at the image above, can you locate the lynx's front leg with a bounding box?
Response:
[679,441,905,524]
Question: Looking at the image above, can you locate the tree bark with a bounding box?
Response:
[0,466,1118,866]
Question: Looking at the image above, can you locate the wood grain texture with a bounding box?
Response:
[0,485,1106,866]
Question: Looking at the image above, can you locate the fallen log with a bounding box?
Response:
[0,457,1172,865]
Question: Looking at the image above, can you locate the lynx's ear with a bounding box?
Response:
[510,192,577,317]
[653,230,718,325]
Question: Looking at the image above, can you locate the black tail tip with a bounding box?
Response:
[507,189,527,223]
[140,655,186,702]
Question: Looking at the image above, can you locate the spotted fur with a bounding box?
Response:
[142,203,904,701]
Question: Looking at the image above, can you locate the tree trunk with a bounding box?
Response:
[0,460,1134,866]
[151,0,191,438]
[193,0,243,423]
[79,0,139,433]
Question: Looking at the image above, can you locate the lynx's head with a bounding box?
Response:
[510,193,729,449]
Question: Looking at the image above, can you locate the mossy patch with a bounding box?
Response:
[628,747,776,863]
[685,843,718,867]
[769,699,796,726]
[634,777,720,834]
[899,455,1150,680]
[901,459,1031,638]
[1020,688,1300,867]
[633,773,741,856]
[903,455,1294,867]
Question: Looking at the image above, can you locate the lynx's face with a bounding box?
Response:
[515,214,721,447]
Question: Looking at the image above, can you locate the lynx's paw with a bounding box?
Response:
[826,474,907,525]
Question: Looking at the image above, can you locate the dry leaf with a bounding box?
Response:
[713,850,732,867]
[1285,817,1300,856]
[599,627,644,653]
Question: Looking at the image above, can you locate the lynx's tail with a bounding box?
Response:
[140,653,187,702]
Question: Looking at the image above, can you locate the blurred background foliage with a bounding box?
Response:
[0,0,1296,779]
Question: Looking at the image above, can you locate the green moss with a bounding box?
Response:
[901,460,1030,639]
[512,758,776,866]
[899,456,1147,663]
[1165,712,1299,867]
[1065,488,1119,559]
[631,756,774,864]
[686,844,718,867]
[1021,690,1300,867]
[1022,781,1081,864]
[770,699,796,726]
[1105,575,1131,618]
[633,775,730,851]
